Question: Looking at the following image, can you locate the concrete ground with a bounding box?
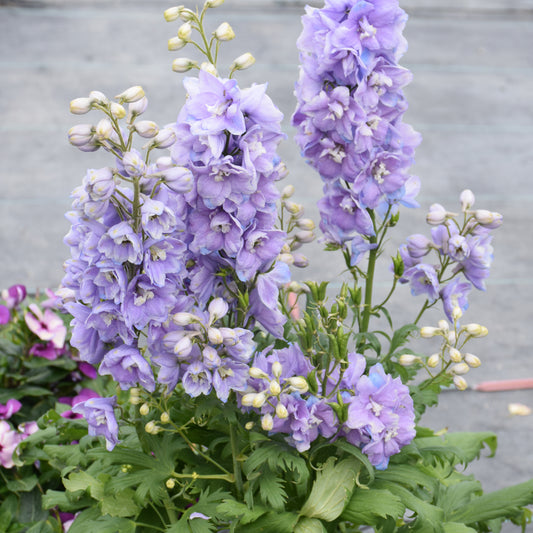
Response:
[1,0,532,528]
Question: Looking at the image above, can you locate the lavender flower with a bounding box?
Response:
[72,396,119,451]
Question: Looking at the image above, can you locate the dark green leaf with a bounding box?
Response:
[342,488,405,525]
[258,471,287,511]
[6,475,38,493]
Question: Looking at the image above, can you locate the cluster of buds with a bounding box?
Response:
[242,361,308,431]
[278,185,315,268]
[419,318,486,390]
[164,1,255,77]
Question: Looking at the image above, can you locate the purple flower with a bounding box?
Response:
[99,344,155,392]
[72,396,119,451]
[29,342,62,361]
[404,263,440,301]
[0,399,22,420]
[182,360,212,397]
[350,235,378,266]
[212,360,249,402]
[98,221,143,265]
[0,305,9,325]
[440,278,472,323]
[1,284,27,309]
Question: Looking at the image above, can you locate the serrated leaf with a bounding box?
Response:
[63,471,104,500]
[294,517,327,533]
[375,464,437,492]
[300,457,359,522]
[100,489,140,518]
[450,479,533,524]
[216,499,268,524]
[235,511,299,533]
[259,470,287,511]
[389,324,418,354]
[333,439,375,484]
[342,488,405,525]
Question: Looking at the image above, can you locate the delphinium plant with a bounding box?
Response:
[14,0,533,532]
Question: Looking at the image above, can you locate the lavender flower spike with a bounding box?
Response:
[72,396,119,451]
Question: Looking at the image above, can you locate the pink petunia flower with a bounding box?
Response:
[25,303,67,349]
[0,420,22,468]
[0,399,22,420]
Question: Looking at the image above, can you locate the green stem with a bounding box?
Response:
[360,237,378,336]
[229,422,244,499]
[163,493,178,523]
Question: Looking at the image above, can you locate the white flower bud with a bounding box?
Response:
[173,336,193,357]
[463,323,488,337]
[134,120,159,138]
[284,200,304,216]
[448,347,462,363]
[168,36,187,51]
[297,218,315,231]
[275,402,288,419]
[252,393,267,408]
[446,331,456,345]
[178,8,195,21]
[281,185,295,199]
[214,22,235,41]
[172,312,197,326]
[128,96,148,117]
[160,412,170,424]
[166,478,176,489]
[278,253,294,265]
[288,377,308,393]
[451,362,470,375]
[460,189,475,211]
[438,320,449,333]
[249,367,268,380]
[245,421,254,430]
[508,403,532,416]
[110,102,126,119]
[269,380,281,396]
[139,403,150,416]
[115,86,145,103]
[70,97,92,115]
[272,361,282,378]
[206,0,224,7]
[208,298,228,322]
[152,128,176,148]
[453,376,468,391]
[399,354,419,366]
[426,203,449,225]
[261,413,273,431]
[88,90,108,105]
[241,393,256,407]
[177,22,192,41]
[473,209,503,228]
[427,354,440,368]
[68,124,93,147]
[464,353,481,368]
[95,118,113,140]
[230,52,255,71]
[452,306,463,321]
[207,327,224,345]
[163,6,184,22]
[420,326,441,338]
[200,62,218,76]
[145,421,161,434]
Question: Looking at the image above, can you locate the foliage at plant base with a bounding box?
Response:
[2,0,532,532]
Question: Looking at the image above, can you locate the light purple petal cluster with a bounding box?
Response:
[72,396,119,451]
[292,0,421,255]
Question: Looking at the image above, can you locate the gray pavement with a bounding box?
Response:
[1,0,532,526]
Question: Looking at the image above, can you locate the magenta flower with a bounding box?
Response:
[0,399,22,420]
[0,304,9,325]
[1,284,27,309]
[29,341,62,361]
[25,304,67,349]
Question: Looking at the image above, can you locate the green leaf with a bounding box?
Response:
[100,489,140,518]
[63,471,104,500]
[333,439,375,484]
[300,457,359,522]
[18,488,49,524]
[342,488,405,525]
[449,479,533,524]
[68,508,136,533]
[258,470,287,511]
[294,517,327,533]
[216,499,268,525]
[375,464,437,492]
[388,324,418,354]
[235,511,299,533]
[6,475,38,493]
[442,523,477,533]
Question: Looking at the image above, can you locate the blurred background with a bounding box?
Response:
[1,0,532,514]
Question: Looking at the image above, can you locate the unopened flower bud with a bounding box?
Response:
[134,120,159,138]
[453,375,468,391]
[166,478,176,489]
[278,253,294,265]
[174,336,193,357]
[208,298,228,322]
[172,57,198,73]
[110,102,126,119]
[206,0,224,7]
[460,189,475,211]
[252,393,267,408]
[295,230,315,243]
[168,36,187,51]
[68,124,93,147]
[249,367,268,380]
[160,412,170,424]
[163,5,184,22]
[145,421,160,434]
[292,253,309,268]
[508,403,532,416]
[162,166,193,193]
[214,22,235,41]
[281,185,295,199]
[139,403,150,416]
[272,361,282,378]
[200,62,218,76]
[261,413,273,431]
[446,331,456,345]
[128,96,148,117]
[269,380,281,396]
[284,200,303,216]
[452,306,463,321]
[426,203,448,225]
[245,421,254,430]
[88,90,108,105]
[473,209,503,229]
[152,128,176,148]
[177,22,192,41]
[230,52,255,71]
[399,354,420,366]
[463,323,488,337]
[437,320,449,332]
[449,347,462,363]
[70,97,92,115]
[275,402,288,419]
[297,218,315,231]
[172,312,197,326]
[115,86,145,103]
[464,353,481,368]
[241,393,255,407]
[451,362,470,375]
[420,326,441,338]
[207,327,223,345]
[178,8,195,21]
[288,377,308,393]
[95,118,113,140]
[427,354,440,368]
